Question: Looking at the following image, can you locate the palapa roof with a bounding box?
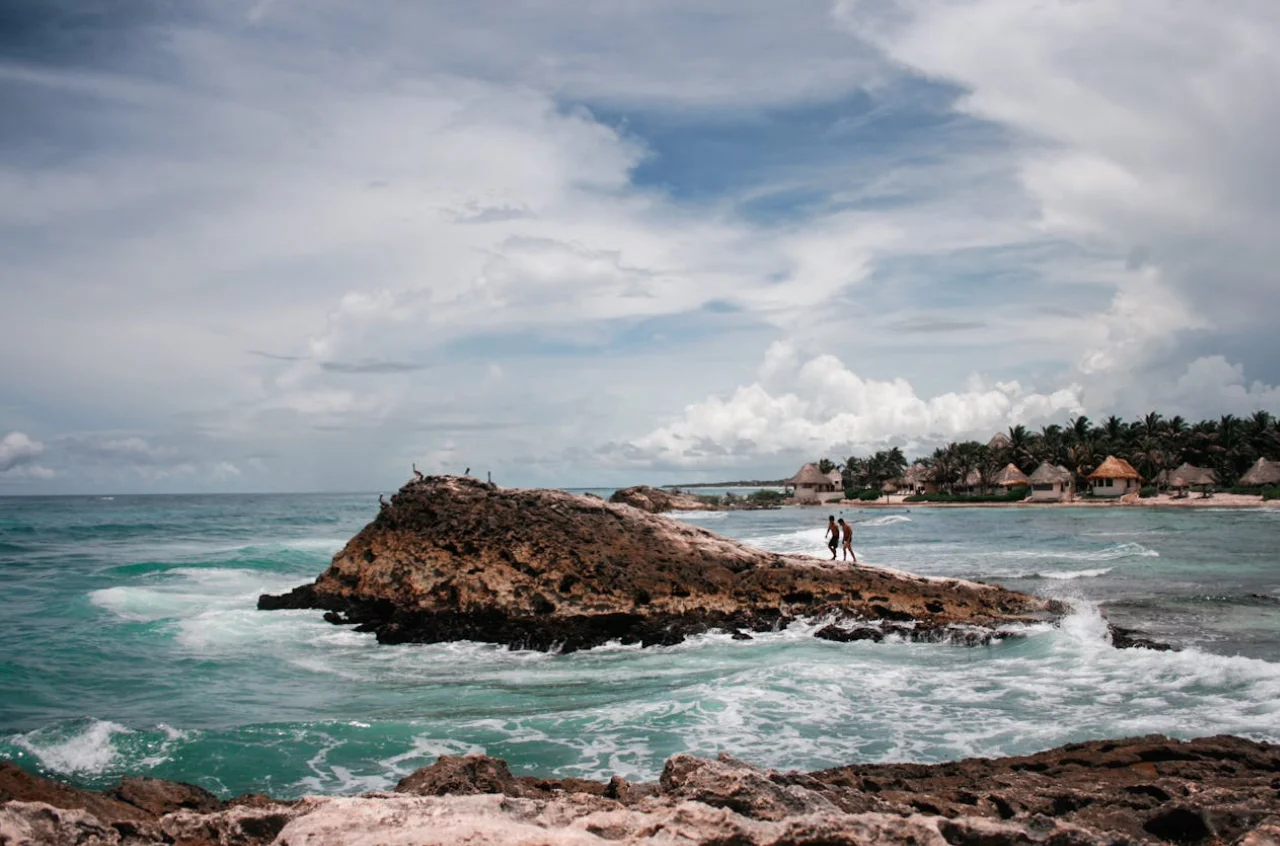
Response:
[826,469,844,486]
[962,468,982,487]
[1238,457,1280,486]
[992,463,1030,487]
[988,432,1012,451]
[902,464,929,485]
[1087,455,1141,481]
[788,463,835,486]
[1166,462,1216,488]
[1028,462,1072,485]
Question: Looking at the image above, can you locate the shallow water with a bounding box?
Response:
[1,493,1277,797]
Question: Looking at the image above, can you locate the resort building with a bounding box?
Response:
[991,463,1030,492]
[787,463,845,504]
[1239,457,1280,487]
[900,464,937,495]
[1162,463,1216,496]
[1087,456,1142,498]
[959,468,983,495]
[1027,462,1073,502]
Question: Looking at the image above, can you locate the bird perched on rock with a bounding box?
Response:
[412,463,424,481]
[379,494,389,509]
[464,467,470,476]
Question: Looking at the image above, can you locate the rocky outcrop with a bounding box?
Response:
[608,485,779,513]
[4,735,1278,845]
[258,475,1059,651]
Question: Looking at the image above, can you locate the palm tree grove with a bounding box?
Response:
[829,411,1280,498]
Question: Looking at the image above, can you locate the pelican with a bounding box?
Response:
[412,462,424,481]
[379,494,389,509]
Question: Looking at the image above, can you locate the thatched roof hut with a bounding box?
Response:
[992,463,1029,487]
[1166,462,1216,489]
[1087,456,1141,481]
[788,463,834,487]
[1238,457,1280,487]
[988,432,1012,451]
[1028,462,1072,485]
[962,468,982,488]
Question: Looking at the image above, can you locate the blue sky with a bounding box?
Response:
[2,0,1279,493]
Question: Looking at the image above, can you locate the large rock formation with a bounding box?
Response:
[4,735,1278,845]
[608,485,780,513]
[259,476,1059,651]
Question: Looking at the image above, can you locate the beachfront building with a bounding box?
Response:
[787,463,844,504]
[1238,457,1280,487]
[1087,456,1142,498]
[958,468,983,495]
[900,464,936,495]
[991,463,1029,492]
[1162,462,1217,497]
[1027,462,1073,502]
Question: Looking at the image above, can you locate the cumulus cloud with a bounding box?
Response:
[1159,357,1280,419]
[834,0,1280,330]
[2,1,1277,490]
[625,342,1083,467]
[0,432,46,474]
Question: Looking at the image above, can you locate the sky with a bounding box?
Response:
[2,0,1279,493]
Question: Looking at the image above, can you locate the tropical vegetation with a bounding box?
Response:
[824,411,1280,496]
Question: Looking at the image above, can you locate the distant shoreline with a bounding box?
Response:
[799,492,1278,509]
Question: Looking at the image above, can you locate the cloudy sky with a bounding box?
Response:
[2,0,1278,493]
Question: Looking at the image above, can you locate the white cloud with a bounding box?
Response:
[1159,357,1280,419]
[626,342,1083,467]
[0,432,44,474]
[834,0,1280,330]
[2,1,1277,490]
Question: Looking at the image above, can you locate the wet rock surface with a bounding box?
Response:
[3,735,1278,845]
[258,475,1059,651]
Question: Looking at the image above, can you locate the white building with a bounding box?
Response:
[1087,456,1141,498]
[1027,462,1073,502]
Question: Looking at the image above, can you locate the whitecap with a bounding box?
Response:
[9,720,130,775]
[857,515,912,528]
[1037,567,1114,580]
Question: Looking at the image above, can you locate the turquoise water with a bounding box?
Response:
[1,493,1278,798]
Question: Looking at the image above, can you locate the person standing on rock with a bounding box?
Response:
[839,518,856,563]
[826,515,839,559]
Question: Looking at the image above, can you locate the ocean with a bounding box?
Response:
[1,493,1278,799]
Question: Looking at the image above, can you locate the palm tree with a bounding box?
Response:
[1103,415,1126,445]
[817,458,837,475]
[1139,411,1164,440]
[1068,415,1092,445]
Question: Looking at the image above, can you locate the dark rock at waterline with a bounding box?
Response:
[257,475,1061,652]
[1109,624,1177,651]
[4,735,1279,845]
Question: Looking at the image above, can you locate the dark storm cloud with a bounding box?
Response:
[0,0,189,66]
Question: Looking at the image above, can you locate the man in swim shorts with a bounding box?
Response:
[839,517,856,563]
[826,515,839,559]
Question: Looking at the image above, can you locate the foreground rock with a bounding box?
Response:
[608,485,779,513]
[258,475,1058,651]
[4,735,1278,845]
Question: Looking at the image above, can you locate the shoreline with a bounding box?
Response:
[4,735,1278,845]
[801,492,1279,509]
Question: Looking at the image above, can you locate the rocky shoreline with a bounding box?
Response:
[607,485,780,513]
[258,476,1062,652]
[4,734,1278,845]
